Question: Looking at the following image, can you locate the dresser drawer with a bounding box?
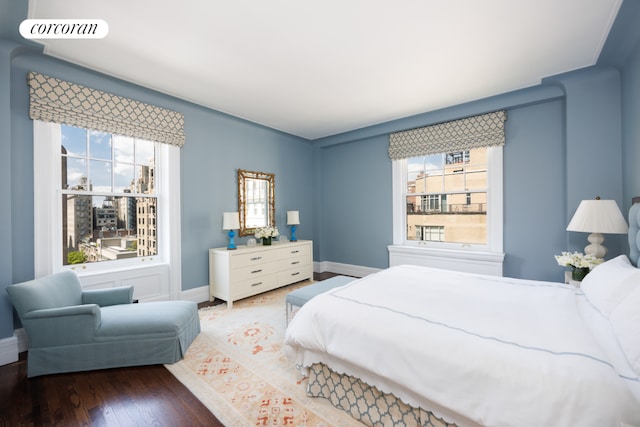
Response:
[278,265,311,286]
[277,255,309,271]
[230,250,277,269]
[231,261,277,282]
[277,244,311,260]
[233,274,278,299]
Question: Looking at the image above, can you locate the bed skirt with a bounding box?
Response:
[307,363,457,427]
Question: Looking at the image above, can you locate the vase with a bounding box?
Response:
[262,237,272,246]
[571,267,589,281]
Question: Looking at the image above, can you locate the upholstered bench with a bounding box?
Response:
[286,275,356,324]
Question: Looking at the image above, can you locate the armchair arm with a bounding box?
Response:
[82,286,133,307]
[21,305,101,348]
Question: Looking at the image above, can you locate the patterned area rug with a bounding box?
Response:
[165,282,364,426]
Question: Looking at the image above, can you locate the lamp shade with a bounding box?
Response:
[222,212,240,230]
[287,211,300,225]
[566,199,628,234]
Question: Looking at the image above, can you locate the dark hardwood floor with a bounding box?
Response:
[0,272,341,427]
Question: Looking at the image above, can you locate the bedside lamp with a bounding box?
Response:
[566,197,628,258]
[287,211,300,242]
[223,212,240,250]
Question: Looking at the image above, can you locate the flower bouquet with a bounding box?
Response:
[554,251,603,281]
[255,226,279,245]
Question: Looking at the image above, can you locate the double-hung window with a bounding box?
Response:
[405,148,489,246]
[60,125,158,266]
[389,111,506,275]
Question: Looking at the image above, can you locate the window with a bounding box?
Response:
[34,121,181,277]
[393,146,502,252]
[405,148,488,246]
[416,225,445,242]
[60,125,158,266]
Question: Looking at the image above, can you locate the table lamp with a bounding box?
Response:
[566,197,628,258]
[223,212,240,250]
[287,211,300,242]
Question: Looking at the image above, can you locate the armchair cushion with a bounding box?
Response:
[21,304,101,347]
[6,270,82,315]
[82,286,133,306]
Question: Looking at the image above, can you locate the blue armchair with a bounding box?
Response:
[6,271,200,377]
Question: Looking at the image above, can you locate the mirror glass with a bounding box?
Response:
[237,169,275,236]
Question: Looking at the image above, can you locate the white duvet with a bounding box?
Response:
[284,265,640,427]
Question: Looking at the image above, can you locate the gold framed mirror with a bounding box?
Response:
[237,169,275,236]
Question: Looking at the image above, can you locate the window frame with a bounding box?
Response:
[391,146,504,254]
[34,121,182,287]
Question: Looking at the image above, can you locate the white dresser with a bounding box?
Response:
[209,240,313,307]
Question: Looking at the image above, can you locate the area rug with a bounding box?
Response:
[164,282,364,426]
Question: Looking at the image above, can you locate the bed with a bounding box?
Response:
[284,201,640,427]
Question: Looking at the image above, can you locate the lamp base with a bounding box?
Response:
[584,232,606,258]
[290,225,297,242]
[227,230,237,250]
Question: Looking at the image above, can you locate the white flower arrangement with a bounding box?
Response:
[554,251,603,269]
[255,226,279,239]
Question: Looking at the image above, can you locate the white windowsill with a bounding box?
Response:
[388,245,504,276]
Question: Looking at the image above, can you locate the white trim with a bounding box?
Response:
[314,261,380,278]
[486,146,504,253]
[15,328,29,353]
[0,334,19,366]
[178,285,210,303]
[388,245,504,276]
[34,120,60,278]
[164,144,182,299]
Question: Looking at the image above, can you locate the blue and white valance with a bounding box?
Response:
[27,71,185,147]
[389,110,507,160]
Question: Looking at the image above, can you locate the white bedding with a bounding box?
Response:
[284,265,640,427]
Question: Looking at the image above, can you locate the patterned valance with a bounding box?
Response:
[27,72,185,147]
[388,110,507,160]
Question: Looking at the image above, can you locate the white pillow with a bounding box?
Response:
[610,286,640,374]
[580,255,640,316]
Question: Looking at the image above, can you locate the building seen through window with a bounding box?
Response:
[61,125,158,265]
[405,148,487,244]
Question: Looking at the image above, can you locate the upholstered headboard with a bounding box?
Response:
[629,197,640,267]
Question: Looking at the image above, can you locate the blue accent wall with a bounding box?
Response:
[2,0,640,345]
[316,135,392,268]
[620,8,640,210]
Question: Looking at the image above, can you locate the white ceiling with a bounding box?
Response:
[29,0,622,140]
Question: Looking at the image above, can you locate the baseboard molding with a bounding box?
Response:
[0,334,19,366]
[179,285,210,303]
[314,261,380,278]
[15,328,28,352]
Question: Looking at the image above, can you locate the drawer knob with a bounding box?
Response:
[291,250,299,254]
[291,272,300,276]
[250,282,263,287]
[291,261,299,265]
[250,256,262,261]
[251,269,262,274]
